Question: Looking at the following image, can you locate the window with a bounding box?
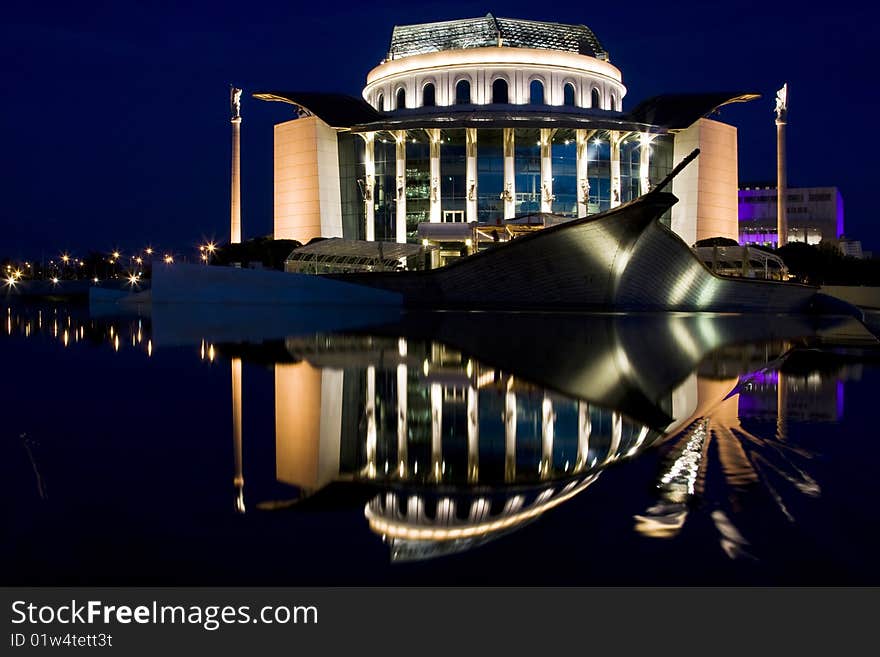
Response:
[422,83,435,107]
[563,83,576,107]
[492,78,508,104]
[455,79,471,104]
[376,93,384,111]
[396,88,406,110]
[591,88,601,109]
[529,79,544,105]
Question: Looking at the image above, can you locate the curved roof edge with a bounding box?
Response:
[626,92,760,129]
[252,92,382,128]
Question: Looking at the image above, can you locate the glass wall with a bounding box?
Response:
[588,137,610,213]
[514,128,541,215]
[477,129,504,223]
[337,132,365,240]
[439,129,467,221]
[405,131,430,237]
[551,130,577,217]
[373,133,397,241]
[621,138,639,204]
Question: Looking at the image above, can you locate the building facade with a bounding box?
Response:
[257,14,754,251]
[738,185,845,248]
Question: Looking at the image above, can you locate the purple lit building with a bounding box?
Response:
[738,185,844,248]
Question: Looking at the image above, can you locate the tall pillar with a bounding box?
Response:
[576,129,594,218]
[230,87,242,244]
[540,396,554,479]
[231,357,244,513]
[467,385,479,483]
[639,132,654,196]
[466,128,478,222]
[431,382,443,481]
[395,130,407,243]
[775,83,788,247]
[362,132,376,241]
[540,128,555,213]
[503,128,516,219]
[428,129,441,223]
[576,401,591,471]
[365,365,377,478]
[504,383,517,482]
[610,131,624,208]
[608,411,622,460]
[396,338,408,477]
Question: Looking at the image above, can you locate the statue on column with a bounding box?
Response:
[468,181,476,201]
[774,83,788,123]
[579,179,590,204]
[397,176,404,200]
[499,183,512,203]
[230,86,242,120]
[431,177,439,202]
[542,183,555,203]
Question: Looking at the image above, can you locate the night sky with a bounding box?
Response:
[2,0,877,259]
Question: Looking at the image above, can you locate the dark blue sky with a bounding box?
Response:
[2,0,876,259]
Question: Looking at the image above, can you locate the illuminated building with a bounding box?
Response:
[256,14,754,254]
[738,185,844,247]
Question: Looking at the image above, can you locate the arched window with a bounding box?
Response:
[591,88,601,109]
[396,88,406,110]
[376,93,384,111]
[529,79,544,105]
[422,83,436,107]
[563,83,576,107]
[492,78,508,104]
[455,79,471,104]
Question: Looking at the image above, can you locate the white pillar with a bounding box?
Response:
[576,401,591,471]
[576,129,593,218]
[639,133,654,196]
[230,117,242,243]
[610,131,623,208]
[504,384,517,482]
[397,351,408,478]
[503,128,516,219]
[428,129,441,223]
[540,128,554,213]
[609,411,622,460]
[365,365,377,478]
[776,122,787,247]
[395,130,407,243]
[467,385,479,483]
[466,128,478,222]
[231,357,244,512]
[431,382,443,481]
[540,396,554,479]
[362,132,376,241]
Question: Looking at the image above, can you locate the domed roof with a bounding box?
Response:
[388,13,607,60]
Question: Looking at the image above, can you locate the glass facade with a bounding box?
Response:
[440,129,467,221]
[477,129,504,223]
[405,131,431,236]
[588,137,610,213]
[551,130,577,216]
[514,129,541,215]
[373,134,397,241]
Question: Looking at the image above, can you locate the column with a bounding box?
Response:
[576,129,593,218]
[362,132,376,241]
[610,131,623,208]
[639,132,654,196]
[231,357,244,513]
[395,130,407,243]
[504,382,517,482]
[540,396,554,479]
[608,411,622,460]
[396,339,408,477]
[467,385,479,483]
[776,121,787,246]
[365,365,377,478]
[230,117,242,243]
[428,129,441,223]
[431,383,443,481]
[503,128,516,219]
[576,401,591,472]
[540,128,554,213]
[466,128,478,223]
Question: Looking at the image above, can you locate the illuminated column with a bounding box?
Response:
[576,129,594,218]
[610,131,624,208]
[428,129,441,223]
[395,130,407,243]
[608,411,622,460]
[467,385,479,483]
[504,382,517,482]
[397,339,408,478]
[540,396,554,479]
[466,128,478,222]
[576,401,591,471]
[776,370,788,441]
[362,132,376,241]
[503,128,516,219]
[431,383,443,481]
[540,128,554,213]
[231,357,244,513]
[639,133,655,196]
[365,365,377,478]
[775,83,789,247]
[230,87,242,244]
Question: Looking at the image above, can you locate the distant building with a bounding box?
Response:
[838,237,864,259]
[738,185,844,248]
